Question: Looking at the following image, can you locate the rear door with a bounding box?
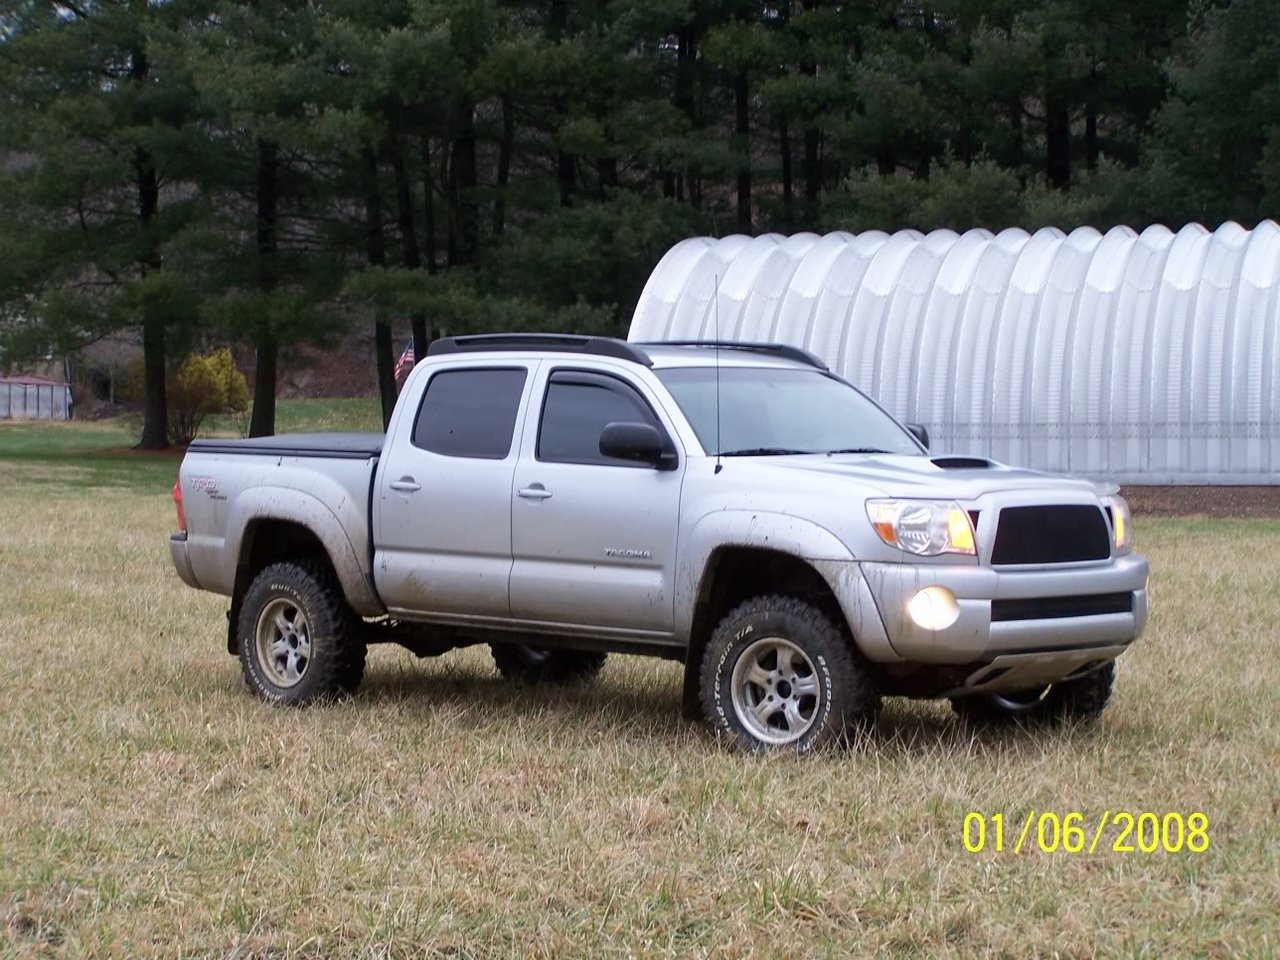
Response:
[374,364,533,618]
[509,367,684,634]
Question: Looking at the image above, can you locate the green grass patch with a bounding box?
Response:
[269,396,382,434]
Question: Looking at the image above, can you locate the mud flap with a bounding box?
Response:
[226,597,243,656]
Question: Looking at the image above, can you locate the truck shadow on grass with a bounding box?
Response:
[351,661,692,743]
[866,704,1115,760]
[337,660,1107,758]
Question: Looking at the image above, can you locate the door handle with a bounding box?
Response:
[389,477,421,493]
[517,484,553,501]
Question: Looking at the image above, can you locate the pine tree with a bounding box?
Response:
[0,0,213,448]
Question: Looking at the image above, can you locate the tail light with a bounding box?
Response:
[172,476,186,534]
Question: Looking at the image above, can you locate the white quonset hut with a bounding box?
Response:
[628,222,1280,484]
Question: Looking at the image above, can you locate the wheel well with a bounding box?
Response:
[681,547,851,718]
[227,519,335,655]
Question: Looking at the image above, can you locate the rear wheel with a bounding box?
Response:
[951,662,1115,725]
[238,560,366,705]
[489,643,607,683]
[700,595,878,752]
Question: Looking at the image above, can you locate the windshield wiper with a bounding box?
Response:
[718,447,812,457]
[825,447,892,456]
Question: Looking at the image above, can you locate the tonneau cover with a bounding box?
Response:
[187,432,384,459]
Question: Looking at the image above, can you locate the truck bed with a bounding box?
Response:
[187,432,384,459]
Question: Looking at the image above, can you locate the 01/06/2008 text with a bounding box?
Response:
[962,811,1209,855]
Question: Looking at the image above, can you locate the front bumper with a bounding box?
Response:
[819,553,1148,665]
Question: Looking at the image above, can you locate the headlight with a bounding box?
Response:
[1104,495,1131,552]
[866,499,976,556]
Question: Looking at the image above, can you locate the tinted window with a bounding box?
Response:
[413,368,527,459]
[538,372,661,466]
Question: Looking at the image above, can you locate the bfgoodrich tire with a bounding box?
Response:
[700,595,878,752]
[489,644,607,683]
[951,661,1116,726]
[238,560,366,705]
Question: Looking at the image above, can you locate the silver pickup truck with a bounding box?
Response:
[170,334,1148,751]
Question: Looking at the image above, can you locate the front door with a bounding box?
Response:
[510,368,684,634]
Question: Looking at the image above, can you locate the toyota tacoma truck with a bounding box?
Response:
[169,334,1148,751]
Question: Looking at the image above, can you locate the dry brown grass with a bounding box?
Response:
[1,459,1277,958]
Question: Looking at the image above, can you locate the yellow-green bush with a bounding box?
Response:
[167,348,250,445]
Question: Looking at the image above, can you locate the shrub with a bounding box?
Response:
[166,348,250,445]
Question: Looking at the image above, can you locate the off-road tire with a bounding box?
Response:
[238,560,366,705]
[700,595,878,752]
[950,661,1115,726]
[489,644,607,683]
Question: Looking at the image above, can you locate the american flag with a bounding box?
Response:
[393,339,415,381]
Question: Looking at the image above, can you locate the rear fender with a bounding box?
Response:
[223,486,384,617]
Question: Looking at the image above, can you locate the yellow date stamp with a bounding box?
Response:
[962,811,1209,854]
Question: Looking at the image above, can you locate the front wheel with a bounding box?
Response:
[237,560,366,705]
[489,644,607,683]
[700,596,878,752]
[951,661,1116,726]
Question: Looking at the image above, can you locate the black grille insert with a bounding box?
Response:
[991,505,1111,564]
[991,592,1133,622]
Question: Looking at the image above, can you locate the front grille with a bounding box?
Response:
[991,592,1133,622]
[991,505,1111,564]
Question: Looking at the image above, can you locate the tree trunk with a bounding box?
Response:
[599,154,618,196]
[1046,103,1071,189]
[1085,108,1097,174]
[799,55,822,209]
[363,147,397,428]
[1086,59,1099,175]
[1085,86,1098,174]
[493,95,514,235]
[390,134,430,362]
[1008,98,1024,169]
[448,103,478,267]
[131,38,167,450]
[803,126,821,204]
[675,27,699,211]
[735,71,751,233]
[557,149,575,207]
[420,136,438,275]
[779,120,793,229]
[249,139,279,438]
[138,307,167,449]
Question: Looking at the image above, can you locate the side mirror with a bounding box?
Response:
[907,423,930,451]
[599,422,677,470]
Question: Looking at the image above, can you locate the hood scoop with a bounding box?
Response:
[931,456,997,470]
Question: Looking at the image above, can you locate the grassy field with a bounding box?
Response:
[1,416,1277,958]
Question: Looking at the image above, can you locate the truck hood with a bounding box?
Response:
[720,453,1106,502]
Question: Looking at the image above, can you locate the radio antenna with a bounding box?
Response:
[713,273,723,475]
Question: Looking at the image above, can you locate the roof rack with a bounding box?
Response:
[637,340,829,371]
[426,334,653,367]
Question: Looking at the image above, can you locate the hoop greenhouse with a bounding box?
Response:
[628,222,1280,484]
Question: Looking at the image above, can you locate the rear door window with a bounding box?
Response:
[413,367,527,459]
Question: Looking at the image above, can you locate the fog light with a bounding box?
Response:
[907,586,960,631]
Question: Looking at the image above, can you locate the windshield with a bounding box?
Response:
[654,366,922,457]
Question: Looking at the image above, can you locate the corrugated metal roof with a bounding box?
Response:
[628,222,1280,483]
